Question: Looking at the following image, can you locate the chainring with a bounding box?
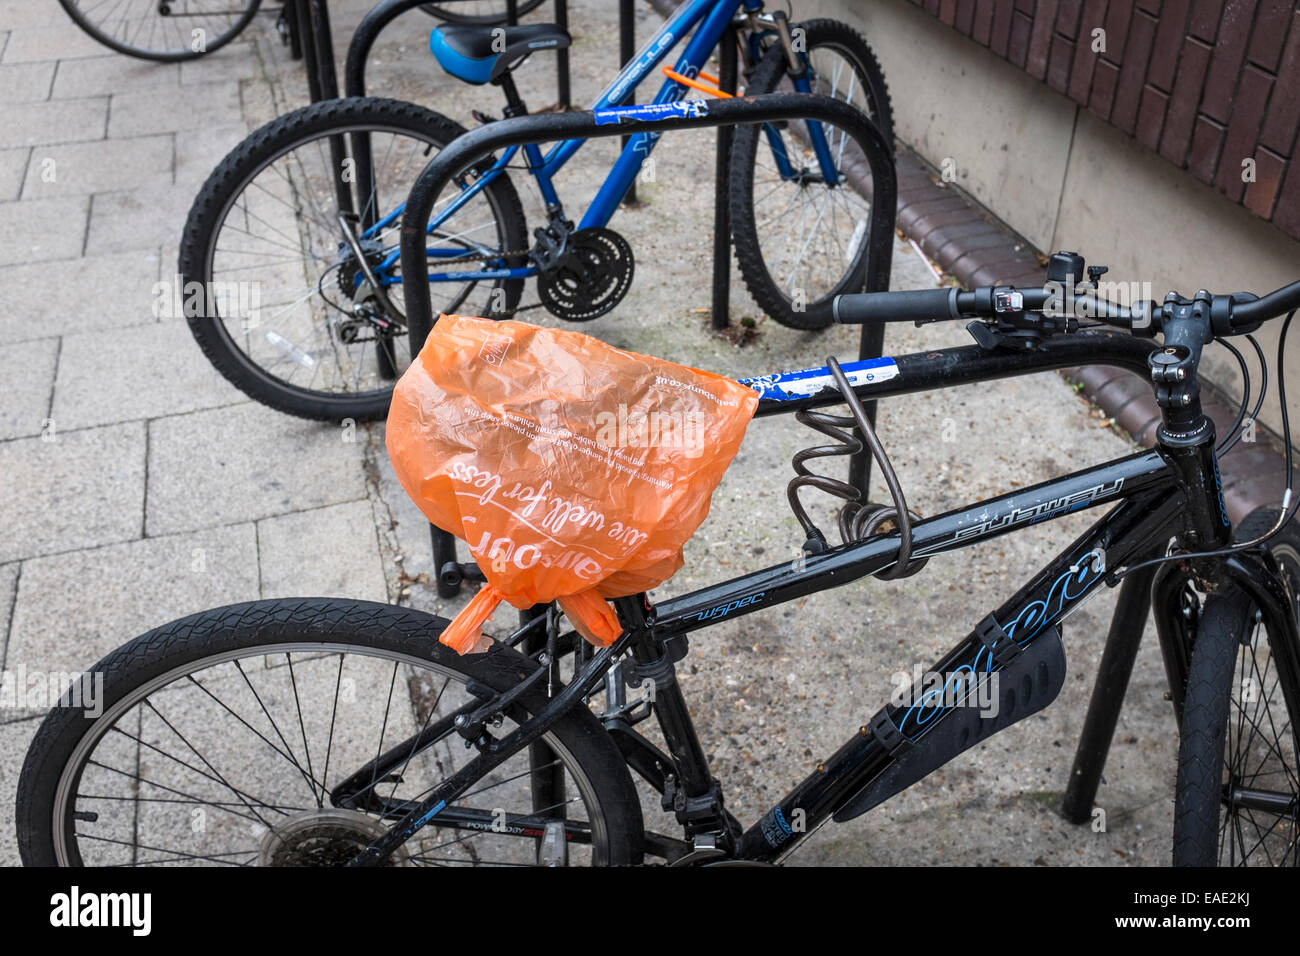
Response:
[537,227,634,321]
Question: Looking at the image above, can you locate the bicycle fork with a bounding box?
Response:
[760,10,841,188]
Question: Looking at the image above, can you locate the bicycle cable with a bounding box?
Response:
[1109,310,1297,584]
[1215,333,1266,457]
[1214,336,1253,455]
[786,357,927,579]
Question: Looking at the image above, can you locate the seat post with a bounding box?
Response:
[495,72,529,117]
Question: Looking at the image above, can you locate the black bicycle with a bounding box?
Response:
[15,251,1300,866]
[57,0,543,62]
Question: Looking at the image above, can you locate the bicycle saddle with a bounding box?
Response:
[429,24,571,86]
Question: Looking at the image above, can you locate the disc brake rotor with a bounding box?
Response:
[537,227,634,322]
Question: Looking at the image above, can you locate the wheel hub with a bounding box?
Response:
[258,808,411,867]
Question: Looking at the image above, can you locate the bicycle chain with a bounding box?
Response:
[428,246,549,317]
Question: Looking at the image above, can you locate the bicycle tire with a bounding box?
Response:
[420,1,546,25]
[58,0,262,62]
[179,96,528,422]
[16,598,644,867]
[1172,508,1300,866]
[729,18,894,331]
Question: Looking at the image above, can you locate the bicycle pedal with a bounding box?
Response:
[471,109,499,125]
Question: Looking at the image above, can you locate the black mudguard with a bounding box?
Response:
[833,626,1066,822]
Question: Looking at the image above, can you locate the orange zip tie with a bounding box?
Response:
[661,66,733,98]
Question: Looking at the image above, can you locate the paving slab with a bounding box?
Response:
[84,182,195,254]
[52,318,243,430]
[109,81,243,138]
[0,716,40,866]
[0,148,27,201]
[0,249,160,341]
[0,422,145,564]
[146,402,368,536]
[0,0,66,29]
[51,55,179,98]
[0,195,89,265]
[0,60,55,102]
[1,25,107,63]
[20,133,174,199]
[178,39,267,86]
[257,500,389,603]
[173,121,251,188]
[6,522,259,679]
[0,336,58,441]
[0,96,107,149]
[0,561,19,659]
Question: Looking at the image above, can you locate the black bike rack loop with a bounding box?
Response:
[397,91,898,596]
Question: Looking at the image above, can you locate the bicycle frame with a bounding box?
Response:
[344,326,1300,865]
[363,0,835,286]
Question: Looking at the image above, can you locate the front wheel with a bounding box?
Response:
[1172,509,1300,865]
[15,599,643,867]
[730,18,894,331]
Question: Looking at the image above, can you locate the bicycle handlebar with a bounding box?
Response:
[1230,280,1300,329]
[833,285,1135,326]
[833,275,1300,338]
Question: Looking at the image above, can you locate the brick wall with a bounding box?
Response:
[911,1,1300,237]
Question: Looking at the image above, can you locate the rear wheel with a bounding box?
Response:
[420,1,546,24]
[15,599,643,867]
[1173,509,1300,865]
[730,18,894,331]
[58,0,261,62]
[179,97,528,422]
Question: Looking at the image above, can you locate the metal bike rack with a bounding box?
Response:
[291,0,341,101]
[396,91,897,597]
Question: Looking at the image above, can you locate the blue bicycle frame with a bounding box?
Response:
[364,0,839,287]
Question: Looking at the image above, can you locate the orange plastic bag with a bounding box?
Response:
[386,314,758,654]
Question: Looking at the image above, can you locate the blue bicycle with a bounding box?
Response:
[179,0,893,420]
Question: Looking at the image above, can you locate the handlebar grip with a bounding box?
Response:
[832,288,960,325]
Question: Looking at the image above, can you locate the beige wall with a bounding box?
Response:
[802,0,1300,441]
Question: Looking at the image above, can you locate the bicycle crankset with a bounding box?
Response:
[537,226,635,322]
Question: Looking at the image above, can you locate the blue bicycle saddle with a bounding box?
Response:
[429,23,571,86]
